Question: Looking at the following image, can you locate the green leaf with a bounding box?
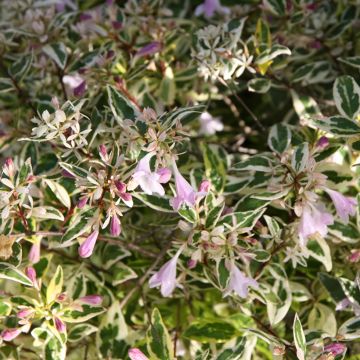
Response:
[268,123,291,154]
[61,207,97,244]
[233,155,273,172]
[333,76,360,119]
[44,179,71,209]
[291,142,309,173]
[263,0,286,16]
[159,66,176,105]
[314,115,360,136]
[205,202,225,229]
[133,193,174,212]
[0,78,14,93]
[178,203,198,224]
[109,262,137,286]
[62,304,105,323]
[68,324,98,343]
[339,317,360,340]
[319,273,347,303]
[0,263,33,286]
[216,337,246,360]
[31,206,65,221]
[96,301,129,359]
[183,320,238,343]
[9,53,33,82]
[255,44,291,65]
[46,265,63,304]
[248,78,271,93]
[338,56,360,69]
[201,143,227,192]
[293,313,306,360]
[107,85,139,124]
[146,308,174,360]
[43,43,68,70]
[307,237,332,271]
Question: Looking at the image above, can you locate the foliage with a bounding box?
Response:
[0,0,360,359]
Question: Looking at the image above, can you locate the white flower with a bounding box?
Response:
[199,112,224,135]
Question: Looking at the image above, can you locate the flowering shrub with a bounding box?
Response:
[0,0,360,359]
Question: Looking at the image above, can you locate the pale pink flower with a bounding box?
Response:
[129,153,165,196]
[78,295,103,305]
[199,179,211,193]
[78,230,99,258]
[224,264,258,298]
[199,112,224,135]
[157,168,172,183]
[298,203,334,246]
[129,348,149,360]
[149,248,183,297]
[195,0,230,18]
[17,308,33,319]
[29,242,40,264]
[324,188,357,223]
[170,161,197,210]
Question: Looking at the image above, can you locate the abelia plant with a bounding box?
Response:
[0,0,360,359]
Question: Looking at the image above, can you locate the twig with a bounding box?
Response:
[11,231,157,258]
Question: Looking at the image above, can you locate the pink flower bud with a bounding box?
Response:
[112,21,122,30]
[316,136,329,149]
[187,259,197,269]
[128,348,149,360]
[349,250,360,263]
[1,328,21,341]
[99,144,108,159]
[28,242,40,264]
[77,196,88,209]
[57,292,67,302]
[78,230,99,258]
[199,180,211,193]
[62,169,75,178]
[78,295,103,305]
[79,13,92,21]
[120,192,132,202]
[25,267,38,288]
[110,215,121,237]
[157,168,172,183]
[74,80,86,97]
[54,317,66,333]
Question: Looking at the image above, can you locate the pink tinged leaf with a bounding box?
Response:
[136,42,162,57]
[115,180,127,193]
[110,215,121,237]
[157,168,172,183]
[324,343,346,356]
[25,267,38,288]
[325,189,357,223]
[128,348,149,360]
[78,230,99,258]
[62,169,75,179]
[17,308,33,318]
[349,250,360,263]
[77,196,88,209]
[29,242,41,264]
[78,295,103,305]
[54,317,66,333]
[1,328,21,341]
